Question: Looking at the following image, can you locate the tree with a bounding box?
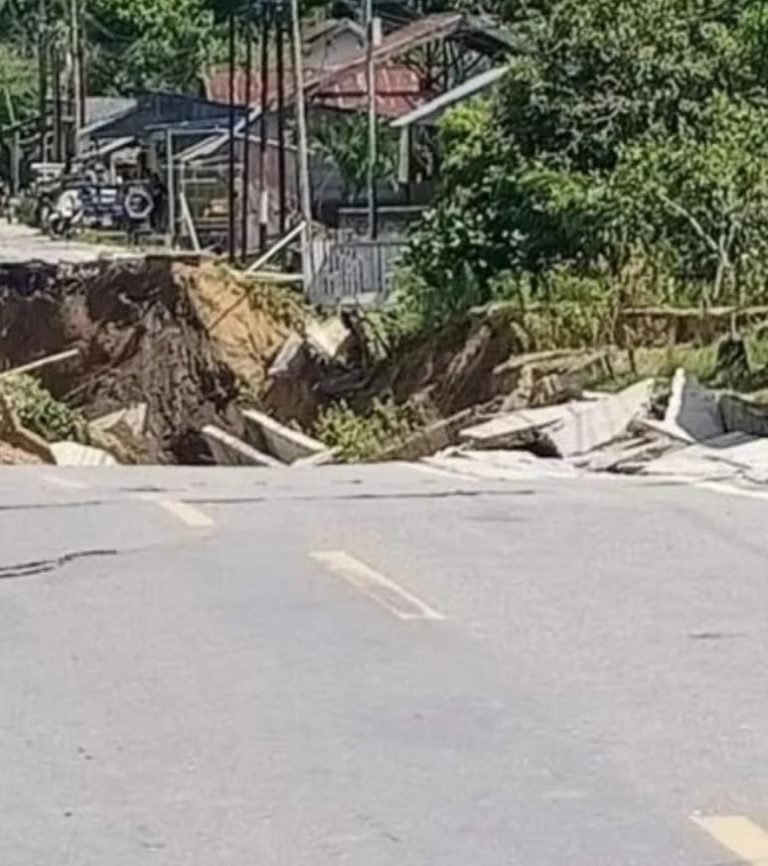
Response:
[609,94,768,302]
[495,0,759,172]
[0,42,37,129]
[312,113,398,202]
[86,0,216,94]
[399,0,768,326]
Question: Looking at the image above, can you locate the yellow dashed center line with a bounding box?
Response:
[693,815,768,864]
[311,549,445,621]
[135,494,214,529]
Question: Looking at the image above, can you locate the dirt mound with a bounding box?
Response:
[365,311,527,418]
[0,258,243,463]
[0,439,43,465]
[178,262,306,396]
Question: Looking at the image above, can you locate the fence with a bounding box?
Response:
[308,235,407,306]
[179,164,239,250]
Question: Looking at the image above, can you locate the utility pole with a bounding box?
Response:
[70,0,82,154]
[257,0,271,253]
[38,0,49,163]
[52,41,63,163]
[76,0,86,131]
[275,0,287,235]
[4,90,20,194]
[289,0,313,279]
[365,0,378,239]
[166,128,176,246]
[227,7,237,264]
[241,2,254,261]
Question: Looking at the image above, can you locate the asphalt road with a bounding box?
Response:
[1,463,767,865]
[0,220,137,265]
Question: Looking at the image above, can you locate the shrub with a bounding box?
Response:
[314,399,420,462]
[0,375,87,442]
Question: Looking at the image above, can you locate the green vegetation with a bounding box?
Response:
[399,0,768,332]
[86,0,217,94]
[314,399,420,462]
[312,115,399,202]
[0,41,37,128]
[0,374,87,442]
[587,330,768,395]
[0,0,222,107]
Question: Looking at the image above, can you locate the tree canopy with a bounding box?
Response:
[402,0,768,328]
[86,0,217,94]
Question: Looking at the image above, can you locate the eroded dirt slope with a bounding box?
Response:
[0,259,245,463]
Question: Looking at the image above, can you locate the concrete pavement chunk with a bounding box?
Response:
[720,392,768,438]
[202,425,284,467]
[459,380,654,457]
[242,407,327,464]
[656,368,724,443]
[638,430,768,482]
[546,379,654,457]
[459,404,573,449]
[51,441,118,466]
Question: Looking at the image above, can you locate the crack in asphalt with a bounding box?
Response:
[0,500,108,512]
[0,549,119,580]
[187,489,536,505]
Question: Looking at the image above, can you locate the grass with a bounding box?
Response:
[313,399,422,462]
[0,375,88,443]
[588,333,768,397]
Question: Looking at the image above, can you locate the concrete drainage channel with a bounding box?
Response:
[202,409,334,468]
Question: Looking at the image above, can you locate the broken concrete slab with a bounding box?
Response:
[459,380,654,458]
[267,333,309,379]
[378,407,482,462]
[51,441,117,466]
[305,317,352,361]
[423,449,580,481]
[492,350,610,406]
[291,448,338,467]
[636,432,761,481]
[575,433,679,474]
[459,404,573,450]
[87,402,150,465]
[202,425,284,467]
[90,403,148,438]
[242,408,327,464]
[719,393,768,438]
[545,379,655,458]
[653,368,724,443]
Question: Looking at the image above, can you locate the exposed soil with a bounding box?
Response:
[336,310,527,421]
[0,439,42,465]
[0,258,246,463]
[178,262,306,394]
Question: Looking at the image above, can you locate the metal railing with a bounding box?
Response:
[309,234,406,306]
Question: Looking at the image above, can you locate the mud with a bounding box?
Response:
[343,313,526,420]
[0,258,243,463]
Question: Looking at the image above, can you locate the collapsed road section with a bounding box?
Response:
[5,251,768,485]
[0,256,322,466]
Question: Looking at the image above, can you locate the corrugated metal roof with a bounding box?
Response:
[315,66,427,116]
[84,97,137,127]
[80,97,137,137]
[309,12,464,94]
[390,65,507,128]
[207,64,428,117]
[206,12,472,117]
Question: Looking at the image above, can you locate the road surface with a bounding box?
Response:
[0,220,137,265]
[1,463,767,865]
